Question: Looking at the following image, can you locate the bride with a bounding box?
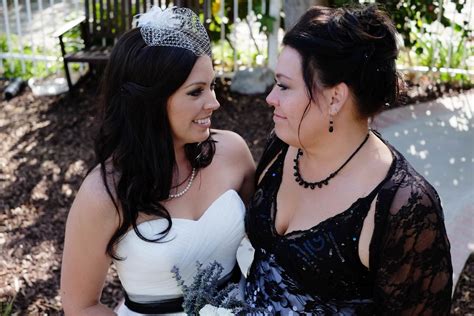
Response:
[60,7,255,315]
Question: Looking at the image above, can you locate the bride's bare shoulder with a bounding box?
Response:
[68,165,120,226]
[212,129,249,155]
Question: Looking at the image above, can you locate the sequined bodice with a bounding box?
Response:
[245,145,393,314]
[245,133,453,315]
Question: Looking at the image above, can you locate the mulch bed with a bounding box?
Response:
[0,76,472,314]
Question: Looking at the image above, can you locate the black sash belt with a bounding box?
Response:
[124,264,241,314]
[124,292,185,314]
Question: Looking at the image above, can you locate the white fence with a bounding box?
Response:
[0,0,83,75]
[0,0,280,81]
[1,0,472,82]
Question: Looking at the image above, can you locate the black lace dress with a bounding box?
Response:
[245,133,453,315]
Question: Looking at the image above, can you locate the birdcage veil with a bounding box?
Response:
[134,6,212,57]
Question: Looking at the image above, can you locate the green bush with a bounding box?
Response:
[330,0,472,84]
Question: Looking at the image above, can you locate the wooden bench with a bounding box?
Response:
[56,0,202,91]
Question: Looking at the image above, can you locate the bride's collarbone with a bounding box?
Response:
[163,187,237,220]
[133,165,243,224]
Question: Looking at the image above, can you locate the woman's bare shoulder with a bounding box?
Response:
[212,129,251,158]
[69,166,119,225]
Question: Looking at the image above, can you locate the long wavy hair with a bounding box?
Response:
[93,28,216,259]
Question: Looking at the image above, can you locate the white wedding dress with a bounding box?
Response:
[114,189,246,316]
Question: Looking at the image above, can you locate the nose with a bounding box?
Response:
[266,86,278,108]
[204,92,220,111]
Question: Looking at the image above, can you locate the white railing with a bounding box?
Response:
[1,0,471,82]
[0,0,83,76]
[0,0,280,81]
[214,0,280,75]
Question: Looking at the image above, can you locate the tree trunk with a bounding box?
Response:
[284,0,328,31]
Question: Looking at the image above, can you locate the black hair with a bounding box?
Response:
[283,4,403,118]
[93,28,215,259]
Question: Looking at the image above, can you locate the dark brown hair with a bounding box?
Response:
[283,4,403,117]
[94,28,215,259]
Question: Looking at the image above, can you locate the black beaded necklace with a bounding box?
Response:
[293,132,370,189]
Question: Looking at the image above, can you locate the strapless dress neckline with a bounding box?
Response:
[114,189,246,316]
[132,189,238,226]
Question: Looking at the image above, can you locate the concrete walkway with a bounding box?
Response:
[373,91,474,285]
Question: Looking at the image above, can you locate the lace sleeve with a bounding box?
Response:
[373,173,453,315]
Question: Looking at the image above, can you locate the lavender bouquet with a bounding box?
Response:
[171,261,262,315]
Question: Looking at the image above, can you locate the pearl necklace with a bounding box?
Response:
[168,168,196,199]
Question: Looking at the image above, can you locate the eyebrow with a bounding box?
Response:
[276,73,292,80]
[184,77,217,89]
[184,81,207,89]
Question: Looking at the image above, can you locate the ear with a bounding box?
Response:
[328,82,349,115]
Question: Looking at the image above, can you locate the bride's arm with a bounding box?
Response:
[60,169,119,315]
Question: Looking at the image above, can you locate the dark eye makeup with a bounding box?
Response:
[187,79,217,97]
[187,88,204,97]
[276,82,288,90]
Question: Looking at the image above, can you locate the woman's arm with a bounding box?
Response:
[372,177,453,315]
[61,170,120,315]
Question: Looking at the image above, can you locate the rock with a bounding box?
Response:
[230,67,274,95]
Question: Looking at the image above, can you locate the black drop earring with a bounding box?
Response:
[329,98,335,133]
[329,114,334,133]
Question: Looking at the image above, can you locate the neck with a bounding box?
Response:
[299,121,369,176]
[173,144,191,178]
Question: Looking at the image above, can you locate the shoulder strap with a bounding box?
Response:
[255,131,286,186]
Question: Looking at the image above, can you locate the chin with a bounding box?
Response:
[274,126,295,146]
[174,130,210,147]
[192,129,211,143]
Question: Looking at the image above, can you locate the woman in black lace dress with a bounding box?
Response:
[245,5,452,315]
